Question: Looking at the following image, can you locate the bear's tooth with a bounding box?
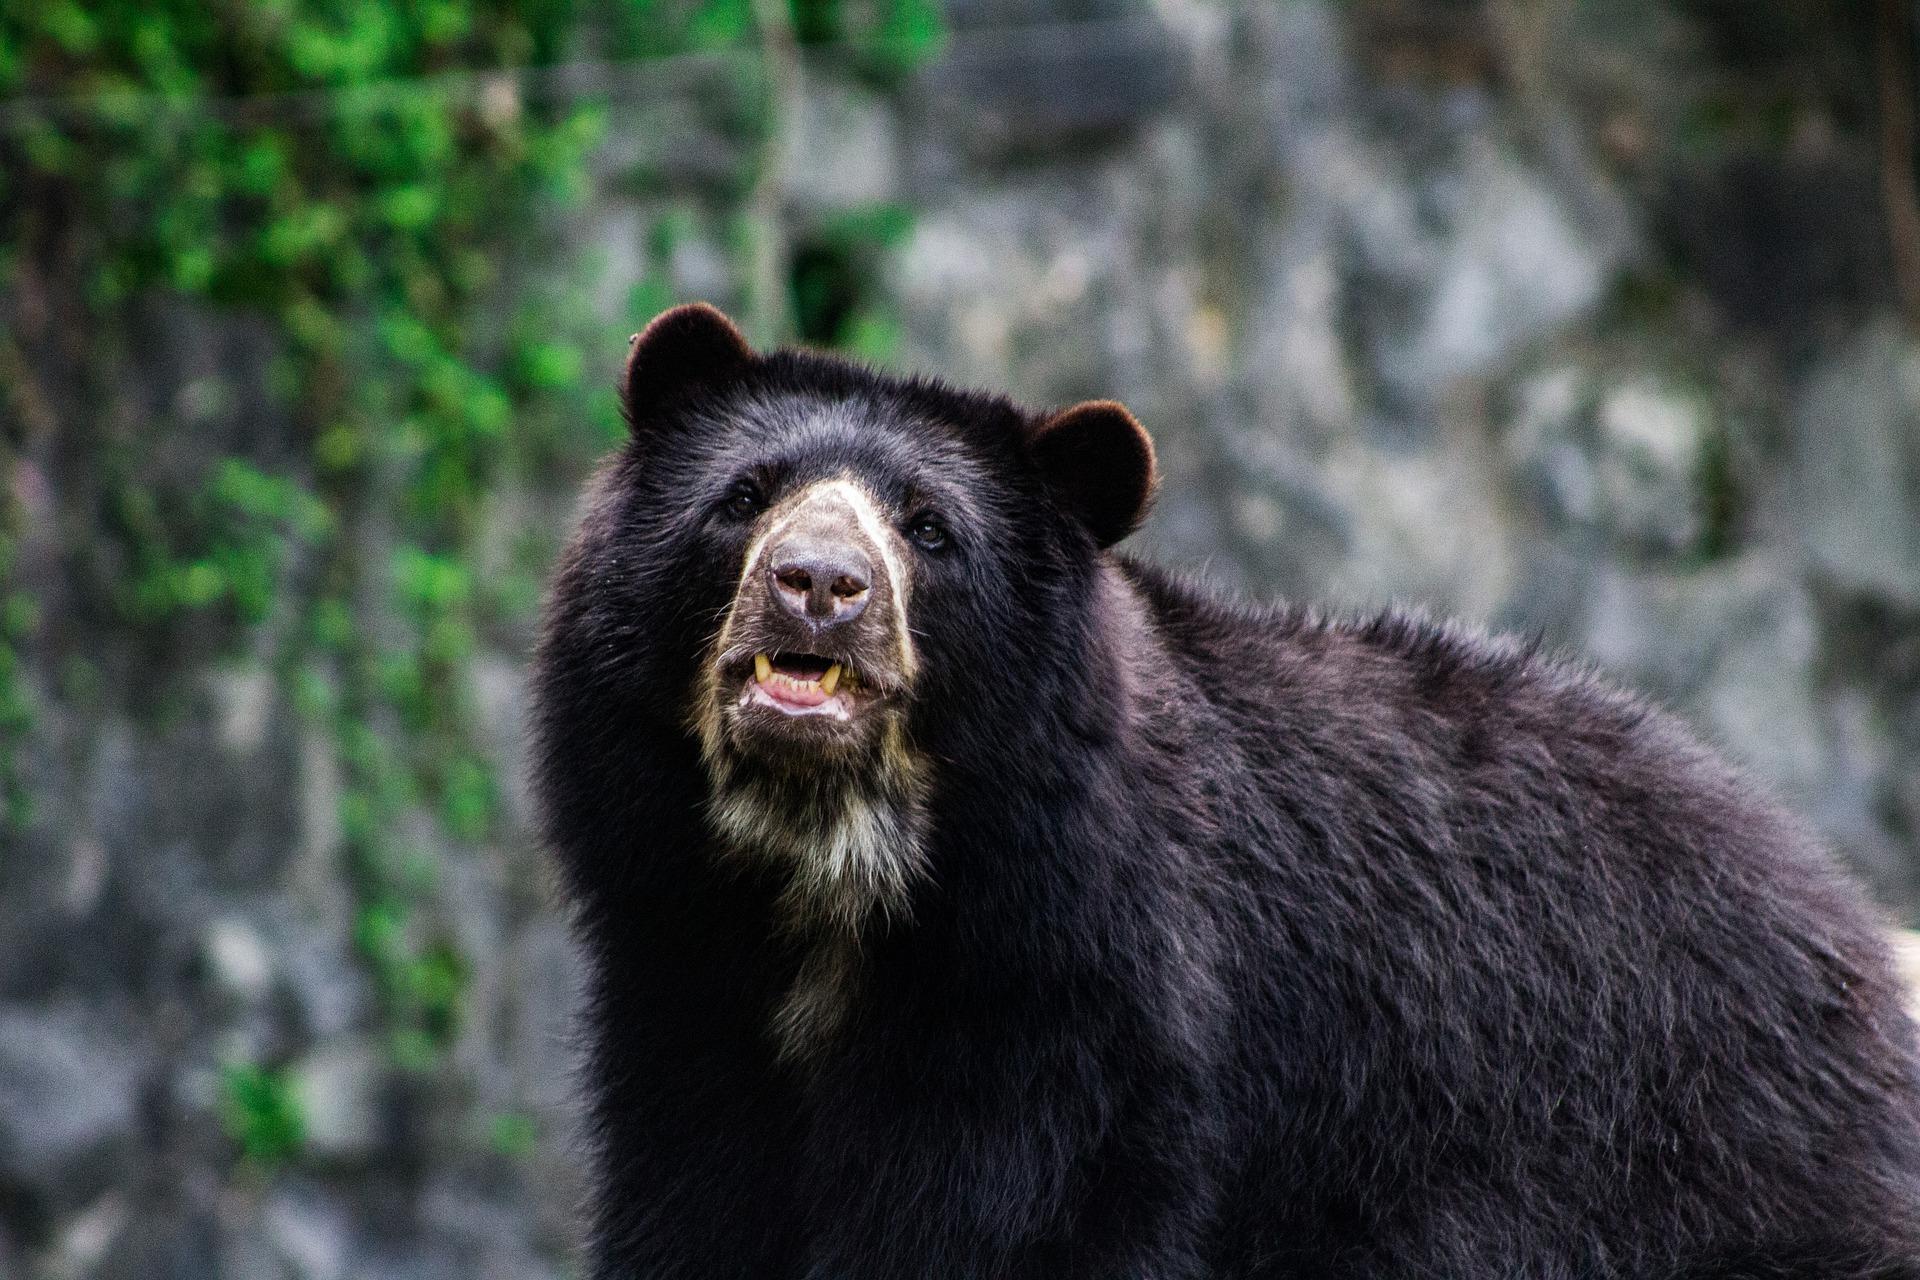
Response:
[820,663,842,696]
[754,654,771,683]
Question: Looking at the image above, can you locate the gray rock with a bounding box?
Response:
[1298,435,1517,621]
[201,916,276,1006]
[889,182,1141,396]
[1570,555,1835,805]
[0,1007,140,1209]
[1386,141,1610,400]
[1692,584,1827,800]
[210,667,275,756]
[92,1209,220,1280]
[666,229,733,306]
[216,1226,293,1280]
[580,207,648,325]
[42,1189,129,1278]
[1592,378,1711,555]
[346,1247,465,1280]
[475,1249,566,1280]
[262,1185,352,1280]
[469,657,529,830]
[1504,365,1600,521]
[1790,321,1920,605]
[1503,367,1715,557]
[276,917,367,1042]
[291,1040,385,1161]
[1574,555,1796,699]
[915,16,1186,159]
[509,922,585,1112]
[293,731,347,914]
[785,81,900,211]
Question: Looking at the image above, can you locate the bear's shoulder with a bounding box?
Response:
[1112,555,1744,810]
[1118,555,1628,713]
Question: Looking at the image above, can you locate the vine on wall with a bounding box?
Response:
[0,0,940,1171]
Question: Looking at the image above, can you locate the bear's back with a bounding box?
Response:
[1122,560,1920,1272]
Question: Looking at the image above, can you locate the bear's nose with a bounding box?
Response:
[767,539,871,626]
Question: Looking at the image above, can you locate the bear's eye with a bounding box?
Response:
[908,515,950,551]
[723,482,764,520]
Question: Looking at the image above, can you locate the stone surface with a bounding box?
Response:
[1790,321,1920,606]
[916,16,1187,158]
[1504,366,1717,557]
[201,917,276,1007]
[786,81,901,211]
[261,1186,352,1280]
[0,1010,140,1202]
[291,1041,386,1162]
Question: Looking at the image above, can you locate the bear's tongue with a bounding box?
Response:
[752,653,843,708]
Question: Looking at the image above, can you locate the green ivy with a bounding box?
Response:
[0,520,31,831]
[790,201,916,357]
[487,1109,539,1159]
[0,0,942,1175]
[218,1060,308,1166]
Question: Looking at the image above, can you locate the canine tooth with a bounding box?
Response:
[821,663,842,696]
[754,654,771,683]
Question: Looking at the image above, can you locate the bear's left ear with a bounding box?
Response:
[1028,400,1158,549]
[621,302,755,430]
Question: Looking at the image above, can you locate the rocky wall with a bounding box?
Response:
[4,1,1917,1275]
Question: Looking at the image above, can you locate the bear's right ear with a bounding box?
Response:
[620,303,755,430]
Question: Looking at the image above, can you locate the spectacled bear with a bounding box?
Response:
[531,303,1920,1279]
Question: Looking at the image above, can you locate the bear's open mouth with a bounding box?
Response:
[742,651,861,720]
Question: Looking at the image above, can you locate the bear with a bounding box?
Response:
[530,302,1920,1279]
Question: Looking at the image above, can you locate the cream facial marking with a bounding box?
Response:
[805,479,918,678]
[716,475,917,682]
[687,462,935,1062]
[691,464,932,896]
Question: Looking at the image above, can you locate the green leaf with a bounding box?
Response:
[487,1111,538,1159]
[391,546,472,613]
[378,184,440,232]
[236,137,291,197]
[518,341,584,391]
[842,308,904,364]
[170,246,217,294]
[439,755,495,841]
[219,1061,306,1164]
[39,2,100,55]
[689,0,754,49]
[2,594,40,642]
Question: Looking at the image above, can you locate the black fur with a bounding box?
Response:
[531,327,1920,1279]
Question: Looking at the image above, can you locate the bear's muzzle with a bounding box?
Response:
[701,477,916,763]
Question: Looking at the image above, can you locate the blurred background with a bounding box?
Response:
[3,0,1919,1275]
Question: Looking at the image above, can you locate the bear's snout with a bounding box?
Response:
[697,476,919,764]
[767,536,872,627]
[725,479,913,690]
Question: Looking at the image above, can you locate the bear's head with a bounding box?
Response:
[536,303,1156,931]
